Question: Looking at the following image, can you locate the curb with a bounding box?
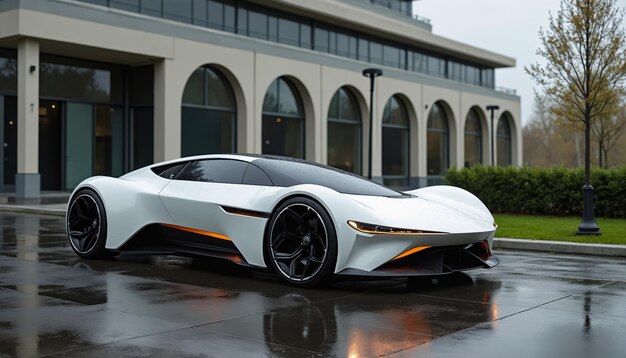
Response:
[0,205,66,217]
[494,238,626,258]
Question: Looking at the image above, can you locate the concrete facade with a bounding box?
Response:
[0,0,521,196]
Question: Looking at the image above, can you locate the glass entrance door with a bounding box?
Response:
[39,100,62,190]
[65,102,93,190]
[1,96,17,191]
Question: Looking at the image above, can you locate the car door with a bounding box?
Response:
[158,159,273,236]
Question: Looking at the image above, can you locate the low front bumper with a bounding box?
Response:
[336,242,499,277]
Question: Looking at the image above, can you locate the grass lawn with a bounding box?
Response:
[493,214,626,245]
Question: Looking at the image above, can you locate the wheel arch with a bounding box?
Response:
[262,192,338,271]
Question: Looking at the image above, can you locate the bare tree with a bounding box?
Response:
[526,0,626,234]
[592,105,626,167]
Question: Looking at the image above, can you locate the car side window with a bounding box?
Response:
[176,159,248,184]
[152,162,188,179]
[242,164,273,186]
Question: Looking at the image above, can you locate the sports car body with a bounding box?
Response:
[66,154,499,287]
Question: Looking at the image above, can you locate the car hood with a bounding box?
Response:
[346,187,495,234]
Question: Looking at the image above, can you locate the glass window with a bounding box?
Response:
[80,0,108,5]
[237,6,248,35]
[349,35,357,59]
[427,102,449,176]
[382,95,409,188]
[132,107,153,169]
[464,107,482,167]
[268,16,278,42]
[314,28,329,53]
[410,51,425,73]
[182,66,236,155]
[369,41,383,65]
[177,159,247,184]
[278,18,299,46]
[109,0,139,12]
[383,45,400,68]
[94,105,124,177]
[130,65,154,106]
[497,115,512,166]
[182,107,234,155]
[447,61,462,82]
[193,0,207,26]
[205,68,233,108]
[482,68,495,88]
[300,23,311,49]
[466,65,480,86]
[242,164,273,186]
[153,162,187,179]
[262,77,305,158]
[249,10,268,39]
[140,0,162,17]
[426,55,445,78]
[358,38,368,61]
[40,59,123,104]
[163,0,191,23]
[328,87,361,175]
[208,0,224,30]
[224,0,236,32]
[0,56,17,93]
[337,33,349,57]
[182,68,205,105]
[262,77,302,116]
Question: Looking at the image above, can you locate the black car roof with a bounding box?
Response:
[238,154,406,197]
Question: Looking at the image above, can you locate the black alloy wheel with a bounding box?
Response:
[266,197,337,287]
[67,189,111,259]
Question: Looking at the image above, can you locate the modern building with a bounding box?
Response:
[0,0,521,197]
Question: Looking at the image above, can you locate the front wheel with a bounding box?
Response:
[67,189,112,259]
[265,197,337,287]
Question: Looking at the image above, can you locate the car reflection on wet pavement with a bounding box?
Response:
[1,212,625,357]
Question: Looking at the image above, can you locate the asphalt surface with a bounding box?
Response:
[1,212,625,357]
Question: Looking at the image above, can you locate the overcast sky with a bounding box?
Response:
[413,0,626,126]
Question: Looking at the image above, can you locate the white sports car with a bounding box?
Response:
[66,154,499,287]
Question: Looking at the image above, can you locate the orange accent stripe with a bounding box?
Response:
[391,246,431,261]
[161,224,231,241]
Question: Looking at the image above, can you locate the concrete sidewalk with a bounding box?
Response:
[0,195,624,258]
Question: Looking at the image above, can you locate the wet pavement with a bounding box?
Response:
[0,212,625,357]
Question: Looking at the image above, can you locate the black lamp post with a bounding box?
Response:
[577,121,601,235]
[363,68,382,180]
[486,105,499,167]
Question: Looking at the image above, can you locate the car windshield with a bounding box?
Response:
[249,155,409,197]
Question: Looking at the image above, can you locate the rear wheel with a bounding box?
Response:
[67,189,112,259]
[266,197,337,287]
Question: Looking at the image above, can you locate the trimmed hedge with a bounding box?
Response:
[444,166,626,218]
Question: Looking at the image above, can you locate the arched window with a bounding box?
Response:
[497,115,512,166]
[327,87,361,174]
[181,65,236,156]
[464,107,482,167]
[427,102,449,178]
[262,77,304,158]
[382,95,409,187]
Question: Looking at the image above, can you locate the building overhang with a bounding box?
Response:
[257,0,516,68]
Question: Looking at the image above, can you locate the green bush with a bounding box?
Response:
[444,166,626,218]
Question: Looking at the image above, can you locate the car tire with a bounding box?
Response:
[265,197,337,287]
[66,189,113,259]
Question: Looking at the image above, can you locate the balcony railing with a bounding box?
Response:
[496,86,517,95]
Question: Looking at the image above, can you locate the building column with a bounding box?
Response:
[153,58,181,162]
[16,38,40,198]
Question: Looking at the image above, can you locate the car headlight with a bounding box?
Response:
[347,220,446,235]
